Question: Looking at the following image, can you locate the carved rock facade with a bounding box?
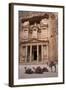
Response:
[19,12,58,64]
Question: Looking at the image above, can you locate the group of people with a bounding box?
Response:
[48,60,57,72]
[24,60,57,74]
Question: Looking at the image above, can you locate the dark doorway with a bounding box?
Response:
[39,45,41,61]
[27,46,30,62]
[34,50,37,60]
[32,46,37,61]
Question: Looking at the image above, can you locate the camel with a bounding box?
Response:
[32,66,43,74]
[24,67,33,74]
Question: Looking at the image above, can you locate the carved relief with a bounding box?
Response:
[19,11,58,65]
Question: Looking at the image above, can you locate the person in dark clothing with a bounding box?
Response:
[49,61,56,72]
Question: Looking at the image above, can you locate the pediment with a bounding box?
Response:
[28,38,41,42]
[20,38,49,45]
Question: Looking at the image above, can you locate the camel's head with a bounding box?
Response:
[32,67,35,70]
[24,67,27,70]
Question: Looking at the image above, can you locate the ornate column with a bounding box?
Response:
[25,46,27,63]
[30,45,32,63]
[41,45,44,63]
[47,45,49,61]
[37,45,39,63]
